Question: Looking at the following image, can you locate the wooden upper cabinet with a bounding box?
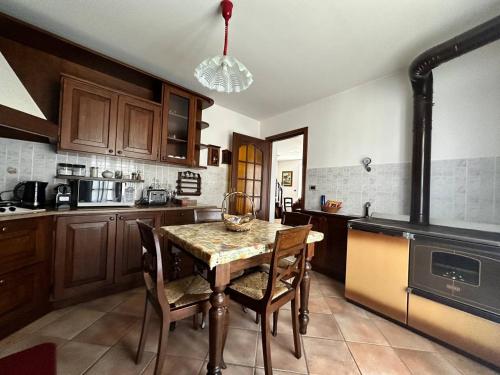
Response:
[116,95,161,160]
[53,214,117,301]
[59,76,118,155]
[160,85,197,166]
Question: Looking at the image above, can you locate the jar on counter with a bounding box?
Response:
[72,164,86,177]
[57,163,73,176]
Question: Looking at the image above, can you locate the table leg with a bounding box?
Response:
[299,258,312,334]
[207,285,226,375]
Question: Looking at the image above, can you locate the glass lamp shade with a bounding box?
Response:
[194,55,253,93]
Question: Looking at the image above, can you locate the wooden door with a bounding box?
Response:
[53,214,117,301]
[160,85,196,165]
[59,76,118,155]
[231,133,271,220]
[115,95,161,160]
[115,211,162,285]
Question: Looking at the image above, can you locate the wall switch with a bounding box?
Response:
[309,185,316,190]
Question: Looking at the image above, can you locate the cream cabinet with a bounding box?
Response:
[345,229,410,323]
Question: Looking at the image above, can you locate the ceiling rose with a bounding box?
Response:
[194,0,253,93]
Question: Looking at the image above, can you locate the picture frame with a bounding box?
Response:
[282,171,293,186]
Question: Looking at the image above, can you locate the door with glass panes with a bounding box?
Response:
[231,133,271,220]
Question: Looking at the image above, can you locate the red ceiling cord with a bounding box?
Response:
[221,0,233,56]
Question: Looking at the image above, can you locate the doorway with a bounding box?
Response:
[266,127,308,220]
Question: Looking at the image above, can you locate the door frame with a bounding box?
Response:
[266,127,308,212]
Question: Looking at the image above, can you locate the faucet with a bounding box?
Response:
[363,202,371,218]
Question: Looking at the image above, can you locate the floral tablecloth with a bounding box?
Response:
[160,219,324,269]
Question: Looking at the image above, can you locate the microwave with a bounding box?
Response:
[70,179,136,207]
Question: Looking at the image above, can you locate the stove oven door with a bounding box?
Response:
[410,235,500,319]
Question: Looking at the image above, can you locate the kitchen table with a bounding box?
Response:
[160,219,324,375]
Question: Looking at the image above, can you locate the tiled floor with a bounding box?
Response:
[0,271,497,374]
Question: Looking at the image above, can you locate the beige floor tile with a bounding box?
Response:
[395,348,461,375]
[165,320,210,360]
[304,312,343,340]
[348,342,411,375]
[228,300,260,331]
[334,314,389,345]
[308,280,323,297]
[325,297,369,319]
[317,279,345,298]
[12,306,76,337]
[198,362,254,375]
[434,344,499,375]
[307,295,332,314]
[222,328,258,367]
[256,333,308,373]
[303,337,360,375]
[78,291,132,312]
[118,317,160,354]
[112,292,146,317]
[57,341,109,375]
[37,308,105,339]
[73,312,138,346]
[255,369,307,375]
[86,345,155,375]
[374,319,436,352]
[0,334,66,359]
[142,354,204,375]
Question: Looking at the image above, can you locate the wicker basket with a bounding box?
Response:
[221,192,255,232]
[321,205,341,213]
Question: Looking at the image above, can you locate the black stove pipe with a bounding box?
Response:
[409,15,500,225]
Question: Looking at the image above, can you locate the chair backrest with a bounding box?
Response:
[265,224,312,304]
[282,212,312,227]
[283,197,293,212]
[193,208,223,224]
[136,220,170,311]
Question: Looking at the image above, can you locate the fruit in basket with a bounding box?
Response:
[324,200,342,208]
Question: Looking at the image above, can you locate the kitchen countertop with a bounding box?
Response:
[349,217,500,248]
[301,209,362,219]
[0,204,213,222]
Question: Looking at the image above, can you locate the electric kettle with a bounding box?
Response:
[13,181,48,208]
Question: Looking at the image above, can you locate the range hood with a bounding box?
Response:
[0,51,57,142]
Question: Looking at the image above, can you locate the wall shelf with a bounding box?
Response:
[56,175,144,183]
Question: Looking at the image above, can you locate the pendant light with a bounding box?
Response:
[194,0,253,93]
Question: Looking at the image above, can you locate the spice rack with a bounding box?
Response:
[176,171,201,196]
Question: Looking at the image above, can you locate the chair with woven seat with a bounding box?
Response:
[135,220,211,375]
[224,224,312,375]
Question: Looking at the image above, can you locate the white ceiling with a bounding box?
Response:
[1,1,499,120]
[276,135,303,161]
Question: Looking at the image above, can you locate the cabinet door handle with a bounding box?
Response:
[1,227,6,232]
[109,216,115,221]
[0,279,5,286]
[119,216,124,220]
[108,149,114,153]
[117,150,123,155]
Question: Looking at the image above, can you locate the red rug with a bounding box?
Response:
[0,343,56,375]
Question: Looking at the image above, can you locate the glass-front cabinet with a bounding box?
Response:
[161,86,197,165]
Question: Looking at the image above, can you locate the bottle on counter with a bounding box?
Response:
[320,195,326,207]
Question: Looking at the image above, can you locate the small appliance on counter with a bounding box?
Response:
[0,200,46,216]
[69,178,136,207]
[144,188,168,205]
[54,184,72,210]
[13,181,48,208]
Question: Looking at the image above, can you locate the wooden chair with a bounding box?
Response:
[193,208,223,223]
[282,211,312,226]
[224,225,312,375]
[135,220,212,375]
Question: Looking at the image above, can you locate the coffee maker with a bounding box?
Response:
[55,184,72,209]
[13,181,48,208]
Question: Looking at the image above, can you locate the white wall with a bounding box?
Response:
[260,40,500,167]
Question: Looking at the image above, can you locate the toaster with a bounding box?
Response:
[146,189,168,205]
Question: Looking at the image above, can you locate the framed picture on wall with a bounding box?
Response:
[282,171,293,186]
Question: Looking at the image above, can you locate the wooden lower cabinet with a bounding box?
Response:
[53,214,117,301]
[115,211,162,284]
[408,294,500,367]
[345,229,410,323]
[0,217,51,338]
[306,212,353,282]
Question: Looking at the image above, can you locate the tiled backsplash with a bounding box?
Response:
[0,137,228,206]
[306,157,500,225]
